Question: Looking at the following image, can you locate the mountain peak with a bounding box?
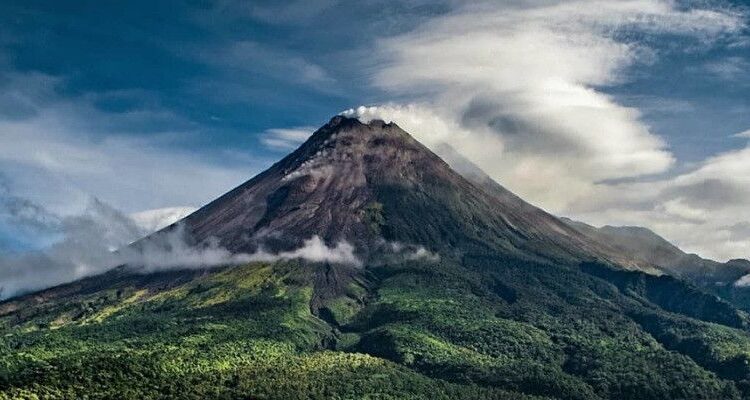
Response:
[180,115,448,256]
[320,115,402,137]
[174,115,639,270]
[327,114,392,128]
[325,115,409,142]
[279,115,419,172]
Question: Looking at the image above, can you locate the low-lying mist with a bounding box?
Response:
[0,194,360,299]
[0,186,443,300]
[120,224,361,273]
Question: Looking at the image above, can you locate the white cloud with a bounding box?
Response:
[364,0,744,210]
[658,198,708,223]
[385,241,440,263]
[569,144,750,261]
[734,274,750,287]
[0,197,147,299]
[344,100,670,211]
[734,129,750,139]
[260,127,314,150]
[256,236,360,266]
[130,206,197,233]
[198,40,337,92]
[0,71,254,216]
[341,104,511,191]
[0,197,360,299]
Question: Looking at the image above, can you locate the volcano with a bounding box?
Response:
[2,116,750,399]
[161,116,648,267]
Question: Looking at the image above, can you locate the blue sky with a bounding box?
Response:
[0,1,444,150]
[0,0,749,262]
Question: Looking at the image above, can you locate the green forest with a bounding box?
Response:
[2,254,750,399]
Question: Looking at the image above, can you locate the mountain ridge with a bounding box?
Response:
[562,218,750,284]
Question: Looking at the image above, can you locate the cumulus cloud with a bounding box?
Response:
[385,241,440,263]
[259,236,360,265]
[260,127,314,150]
[734,129,750,139]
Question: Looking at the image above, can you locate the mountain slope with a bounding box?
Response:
[169,116,655,273]
[563,219,750,283]
[433,141,750,296]
[2,116,750,399]
[562,219,750,311]
[431,143,664,274]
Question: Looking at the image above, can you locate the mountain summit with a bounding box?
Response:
[3,116,750,399]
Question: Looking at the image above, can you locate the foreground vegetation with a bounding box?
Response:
[2,253,750,399]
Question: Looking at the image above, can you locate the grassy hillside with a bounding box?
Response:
[2,254,750,399]
[0,261,536,400]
